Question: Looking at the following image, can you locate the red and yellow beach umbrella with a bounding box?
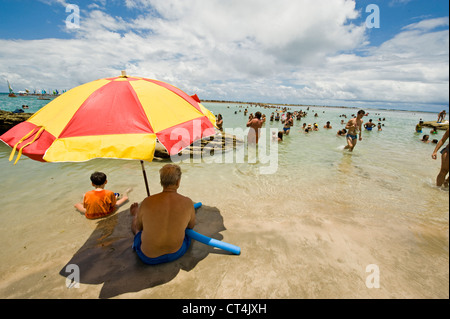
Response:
[1,74,216,164]
[0,73,217,195]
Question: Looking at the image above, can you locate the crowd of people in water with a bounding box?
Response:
[216,103,449,187]
[220,104,388,148]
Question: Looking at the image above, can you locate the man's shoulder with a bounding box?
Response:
[146,192,192,204]
[177,193,193,205]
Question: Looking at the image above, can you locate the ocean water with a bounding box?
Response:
[0,95,448,298]
[0,93,58,113]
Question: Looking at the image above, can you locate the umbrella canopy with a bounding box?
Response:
[1,74,217,165]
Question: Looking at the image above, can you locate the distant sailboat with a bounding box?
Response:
[7,80,17,97]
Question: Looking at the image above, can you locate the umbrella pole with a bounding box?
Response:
[140,160,150,197]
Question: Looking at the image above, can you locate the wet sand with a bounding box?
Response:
[0,193,447,299]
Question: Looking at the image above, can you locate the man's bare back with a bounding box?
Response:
[135,191,195,258]
[131,165,195,260]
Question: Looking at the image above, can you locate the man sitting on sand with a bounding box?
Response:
[130,164,196,265]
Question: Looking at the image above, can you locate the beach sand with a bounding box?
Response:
[0,185,447,299]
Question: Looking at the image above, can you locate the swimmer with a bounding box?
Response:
[282,112,293,135]
[216,114,223,131]
[415,120,423,133]
[437,110,446,123]
[246,111,263,144]
[421,135,430,143]
[344,110,365,152]
[364,119,376,131]
[278,131,283,142]
[271,131,277,142]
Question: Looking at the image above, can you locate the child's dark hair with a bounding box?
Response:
[278,131,283,140]
[90,172,107,186]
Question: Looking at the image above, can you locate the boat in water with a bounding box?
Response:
[7,80,16,97]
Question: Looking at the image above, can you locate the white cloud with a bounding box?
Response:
[37,0,71,7]
[389,0,413,7]
[402,16,449,31]
[286,17,449,108]
[0,1,448,111]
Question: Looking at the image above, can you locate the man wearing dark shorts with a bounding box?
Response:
[344,110,365,152]
[130,164,196,265]
[282,112,293,136]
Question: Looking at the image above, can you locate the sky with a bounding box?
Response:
[0,0,448,112]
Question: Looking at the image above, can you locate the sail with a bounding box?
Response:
[7,80,14,94]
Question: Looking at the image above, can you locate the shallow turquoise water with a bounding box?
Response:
[0,93,57,113]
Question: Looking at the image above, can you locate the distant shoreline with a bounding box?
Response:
[0,93,444,114]
[200,99,443,114]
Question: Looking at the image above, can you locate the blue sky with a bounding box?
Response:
[0,0,447,42]
[0,0,448,112]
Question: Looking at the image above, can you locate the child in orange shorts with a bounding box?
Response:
[74,171,130,219]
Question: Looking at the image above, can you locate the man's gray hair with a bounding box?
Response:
[159,164,182,187]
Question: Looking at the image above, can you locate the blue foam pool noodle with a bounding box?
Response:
[188,202,241,255]
[194,202,202,209]
[186,229,241,255]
